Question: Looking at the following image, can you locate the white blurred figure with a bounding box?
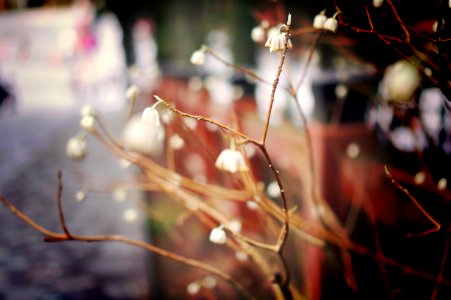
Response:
[419,88,444,141]
[130,19,160,94]
[255,49,316,126]
[91,13,127,111]
[202,30,235,108]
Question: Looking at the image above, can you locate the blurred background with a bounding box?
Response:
[0,0,450,299]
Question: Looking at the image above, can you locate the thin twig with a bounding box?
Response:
[431,234,450,300]
[385,0,410,42]
[205,47,272,86]
[384,166,441,237]
[155,95,260,146]
[294,31,322,93]
[56,170,72,239]
[0,195,252,299]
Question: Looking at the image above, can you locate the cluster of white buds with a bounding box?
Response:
[66,135,87,160]
[80,105,95,131]
[190,45,207,65]
[209,225,227,244]
[215,139,248,173]
[313,10,340,33]
[251,20,269,43]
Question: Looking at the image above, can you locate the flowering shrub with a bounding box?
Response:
[1,2,450,299]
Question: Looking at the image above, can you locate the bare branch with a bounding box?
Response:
[56,170,72,239]
[0,195,252,299]
[384,166,441,237]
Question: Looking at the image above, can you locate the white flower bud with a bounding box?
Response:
[202,276,217,289]
[246,200,258,210]
[187,282,201,295]
[126,85,139,101]
[123,208,138,223]
[141,107,160,127]
[66,136,87,160]
[80,115,95,131]
[251,25,265,43]
[373,0,384,7]
[381,60,421,103]
[313,12,327,29]
[267,181,281,198]
[113,188,126,202]
[81,105,95,117]
[215,149,248,173]
[169,134,184,149]
[190,49,206,65]
[265,26,293,52]
[324,18,338,32]
[228,219,242,233]
[209,226,227,244]
[75,190,86,202]
[438,178,447,190]
[122,115,165,155]
[414,172,425,185]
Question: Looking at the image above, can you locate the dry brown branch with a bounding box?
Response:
[384,166,441,237]
[0,194,253,299]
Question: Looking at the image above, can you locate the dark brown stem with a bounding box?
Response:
[56,170,72,239]
[0,195,252,299]
[431,234,450,300]
[385,0,411,42]
[384,166,441,237]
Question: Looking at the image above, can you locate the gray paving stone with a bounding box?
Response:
[0,111,150,299]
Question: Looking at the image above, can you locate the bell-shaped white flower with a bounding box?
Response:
[66,136,87,160]
[123,115,165,155]
[215,140,248,173]
[80,115,95,131]
[209,226,227,244]
[313,10,327,29]
[141,106,160,127]
[264,25,292,52]
[381,60,421,103]
[190,46,207,65]
[324,17,338,32]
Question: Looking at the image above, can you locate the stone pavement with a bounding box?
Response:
[0,110,152,299]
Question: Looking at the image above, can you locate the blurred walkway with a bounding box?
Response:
[0,111,151,299]
[0,6,152,299]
